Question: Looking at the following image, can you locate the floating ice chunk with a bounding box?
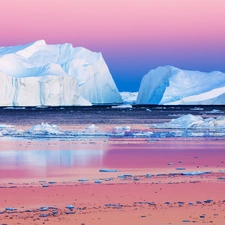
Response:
[176,167,186,170]
[206,109,223,114]
[112,104,132,109]
[151,114,225,130]
[5,207,14,211]
[113,126,130,131]
[182,171,211,175]
[27,123,62,135]
[39,213,49,217]
[78,178,88,182]
[3,107,26,110]
[66,205,74,210]
[123,126,130,131]
[151,114,204,129]
[86,124,98,130]
[94,180,102,184]
[0,124,14,128]
[118,174,132,179]
[99,169,118,172]
[40,207,48,211]
[191,107,204,111]
[114,127,123,130]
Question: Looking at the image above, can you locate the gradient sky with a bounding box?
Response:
[1,0,225,91]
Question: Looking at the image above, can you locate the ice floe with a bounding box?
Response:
[27,123,63,135]
[1,114,225,139]
[151,114,225,129]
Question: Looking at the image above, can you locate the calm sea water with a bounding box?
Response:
[0,137,224,182]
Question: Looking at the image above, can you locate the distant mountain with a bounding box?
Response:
[0,40,122,106]
[136,66,225,105]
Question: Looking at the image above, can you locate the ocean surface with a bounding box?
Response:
[0,137,224,183]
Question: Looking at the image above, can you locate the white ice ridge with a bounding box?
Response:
[0,40,122,106]
[136,66,225,105]
[151,114,225,129]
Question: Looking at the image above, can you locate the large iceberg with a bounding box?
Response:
[0,40,122,106]
[136,66,225,105]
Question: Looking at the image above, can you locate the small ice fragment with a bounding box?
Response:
[5,207,13,211]
[66,205,74,210]
[94,180,102,184]
[39,214,49,217]
[40,207,47,211]
[86,124,97,129]
[99,169,118,172]
[78,178,88,182]
[176,168,186,170]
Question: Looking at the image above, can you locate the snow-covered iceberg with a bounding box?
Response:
[136,66,225,105]
[0,40,122,106]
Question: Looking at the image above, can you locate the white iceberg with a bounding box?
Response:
[0,40,122,106]
[137,66,225,105]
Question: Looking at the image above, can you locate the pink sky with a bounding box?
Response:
[1,0,224,46]
[1,0,225,90]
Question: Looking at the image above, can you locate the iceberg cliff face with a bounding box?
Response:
[136,66,225,105]
[0,40,122,106]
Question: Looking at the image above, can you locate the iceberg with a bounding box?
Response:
[136,66,225,105]
[0,40,122,106]
[120,92,138,104]
[151,114,225,129]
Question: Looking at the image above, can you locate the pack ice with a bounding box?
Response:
[136,66,225,105]
[0,40,122,106]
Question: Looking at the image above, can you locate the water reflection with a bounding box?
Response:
[0,149,105,168]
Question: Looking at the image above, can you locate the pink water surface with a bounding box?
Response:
[0,138,224,183]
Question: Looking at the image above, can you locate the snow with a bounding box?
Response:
[0,40,122,106]
[137,66,225,105]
